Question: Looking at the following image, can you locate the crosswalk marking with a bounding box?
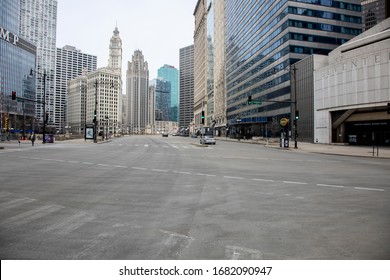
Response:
[2,204,64,228]
[0,197,36,211]
[43,211,95,235]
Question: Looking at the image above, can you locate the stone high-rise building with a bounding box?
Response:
[179,45,194,128]
[126,50,150,134]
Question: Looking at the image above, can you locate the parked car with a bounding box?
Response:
[162,132,168,137]
[200,135,216,145]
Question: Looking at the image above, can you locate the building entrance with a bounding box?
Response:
[345,121,390,146]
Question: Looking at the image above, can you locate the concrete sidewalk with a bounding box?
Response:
[217,137,390,159]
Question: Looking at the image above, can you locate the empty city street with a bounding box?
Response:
[0,135,389,259]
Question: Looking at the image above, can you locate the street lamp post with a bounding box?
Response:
[94,80,98,143]
[291,64,298,149]
[30,69,48,144]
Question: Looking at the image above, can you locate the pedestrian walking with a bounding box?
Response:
[31,133,36,146]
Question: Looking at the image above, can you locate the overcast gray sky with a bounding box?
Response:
[56,0,197,78]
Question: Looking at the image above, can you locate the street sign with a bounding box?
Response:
[280,118,289,127]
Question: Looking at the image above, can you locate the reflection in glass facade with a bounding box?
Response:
[153,78,171,122]
[1,0,36,138]
[158,65,178,122]
[225,0,362,137]
[20,0,57,133]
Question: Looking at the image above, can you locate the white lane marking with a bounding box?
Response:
[283,181,308,185]
[225,245,262,260]
[171,145,179,149]
[197,173,216,177]
[98,164,110,167]
[0,197,36,210]
[354,187,385,192]
[182,146,189,149]
[144,144,149,147]
[0,191,12,198]
[252,178,275,182]
[173,171,191,175]
[68,161,79,164]
[82,162,94,165]
[2,205,64,227]
[224,176,244,180]
[317,184,344,188]
[152,169,168,172]
[132,167,147,170]
[296,197,305,199]
[43,212,95,235]
[114,165,127,168]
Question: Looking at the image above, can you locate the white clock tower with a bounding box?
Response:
[108,26,122,74]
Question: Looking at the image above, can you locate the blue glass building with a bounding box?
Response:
[158,65,179,122]
[153,78,171,121]
[225,0,362,138]
[1,0,36,139]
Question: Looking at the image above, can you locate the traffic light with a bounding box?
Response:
[201,111,205,124]
[295,110,299,120]
[247,95,252,105]
[45,112,49,125]
[11,91,16,100]
[93,110,97,123]
[387,103,390,114]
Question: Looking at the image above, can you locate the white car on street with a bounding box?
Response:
[200,135,216,145]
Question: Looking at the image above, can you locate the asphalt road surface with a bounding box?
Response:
[1,135,389,259]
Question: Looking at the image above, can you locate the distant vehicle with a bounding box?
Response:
[200,135,216,145]
[191,133,198,138]
[162,132,168,137]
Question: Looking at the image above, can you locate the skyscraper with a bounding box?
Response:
[19,0,58,132]
[108,26,122,74]
[225,0,362,137]
[179,45,194,128]
[1,0,36,139]
[362,0,390,30]
[152,78,171,121]
[126,50,150,134]
[56,46,97,133]
[67,27,122,139]
[194,0,208,128]
[158,65,178,122]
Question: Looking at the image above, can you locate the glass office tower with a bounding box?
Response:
[225,0,362,138]
[1,0,36,139]
[20,0,57,134]
[158,65,179,122]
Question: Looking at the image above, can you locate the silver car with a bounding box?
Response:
[200,135,216,145]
